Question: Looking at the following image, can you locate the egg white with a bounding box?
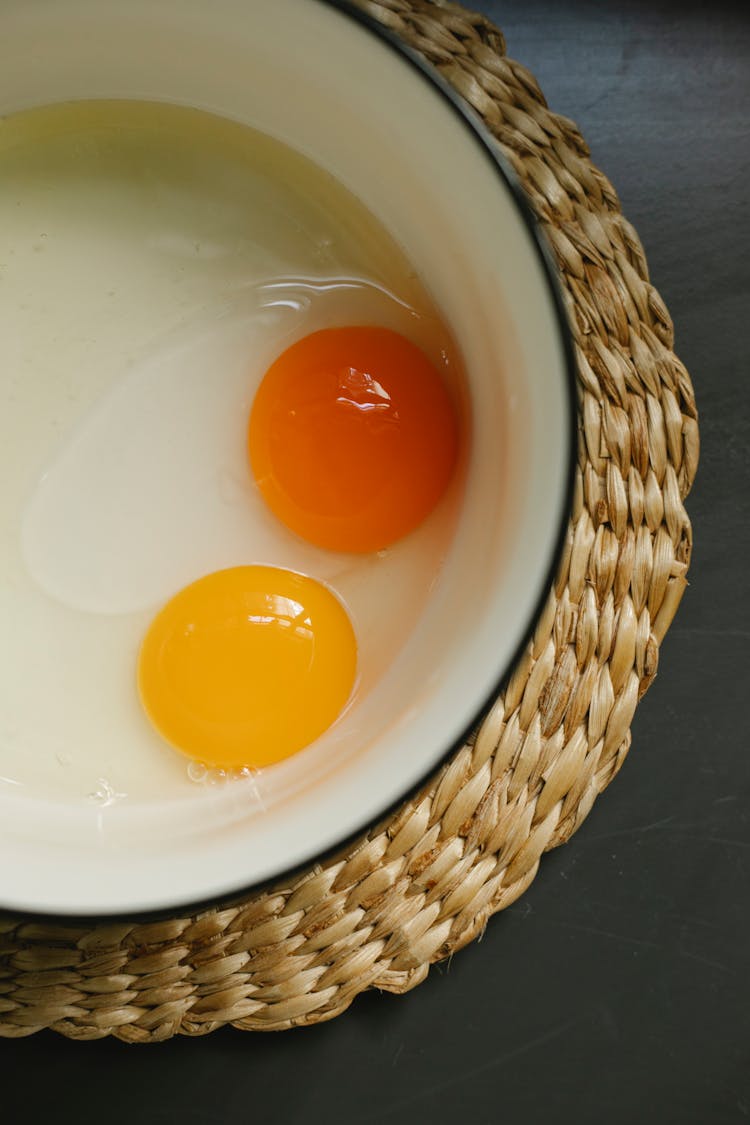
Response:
[0,101,462,803]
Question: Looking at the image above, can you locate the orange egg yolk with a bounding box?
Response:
[248,326,458,553]
[137,566,357,769]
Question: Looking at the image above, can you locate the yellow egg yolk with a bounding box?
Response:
[137,566,357,769]
[248,326,458,553]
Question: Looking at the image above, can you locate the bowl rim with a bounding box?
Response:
[1,0,578,921]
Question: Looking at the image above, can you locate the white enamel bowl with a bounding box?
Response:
[0,0,575,916]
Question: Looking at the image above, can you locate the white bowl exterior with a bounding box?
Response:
[0,0,572,914]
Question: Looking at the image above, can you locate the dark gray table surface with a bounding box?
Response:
[2,2,748,1122]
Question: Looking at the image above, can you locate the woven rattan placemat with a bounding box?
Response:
[0,0,698,1041]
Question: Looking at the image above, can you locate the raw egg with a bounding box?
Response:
[138,566,357,769]
[249,326,459,552]
[1,99,464,803]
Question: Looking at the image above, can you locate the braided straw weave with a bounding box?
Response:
[0,0,698,1041]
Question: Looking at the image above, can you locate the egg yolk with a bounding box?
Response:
[248,326,458,553]
[137,566,357,769]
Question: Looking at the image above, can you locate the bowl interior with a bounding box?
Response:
[0,0,573,915]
